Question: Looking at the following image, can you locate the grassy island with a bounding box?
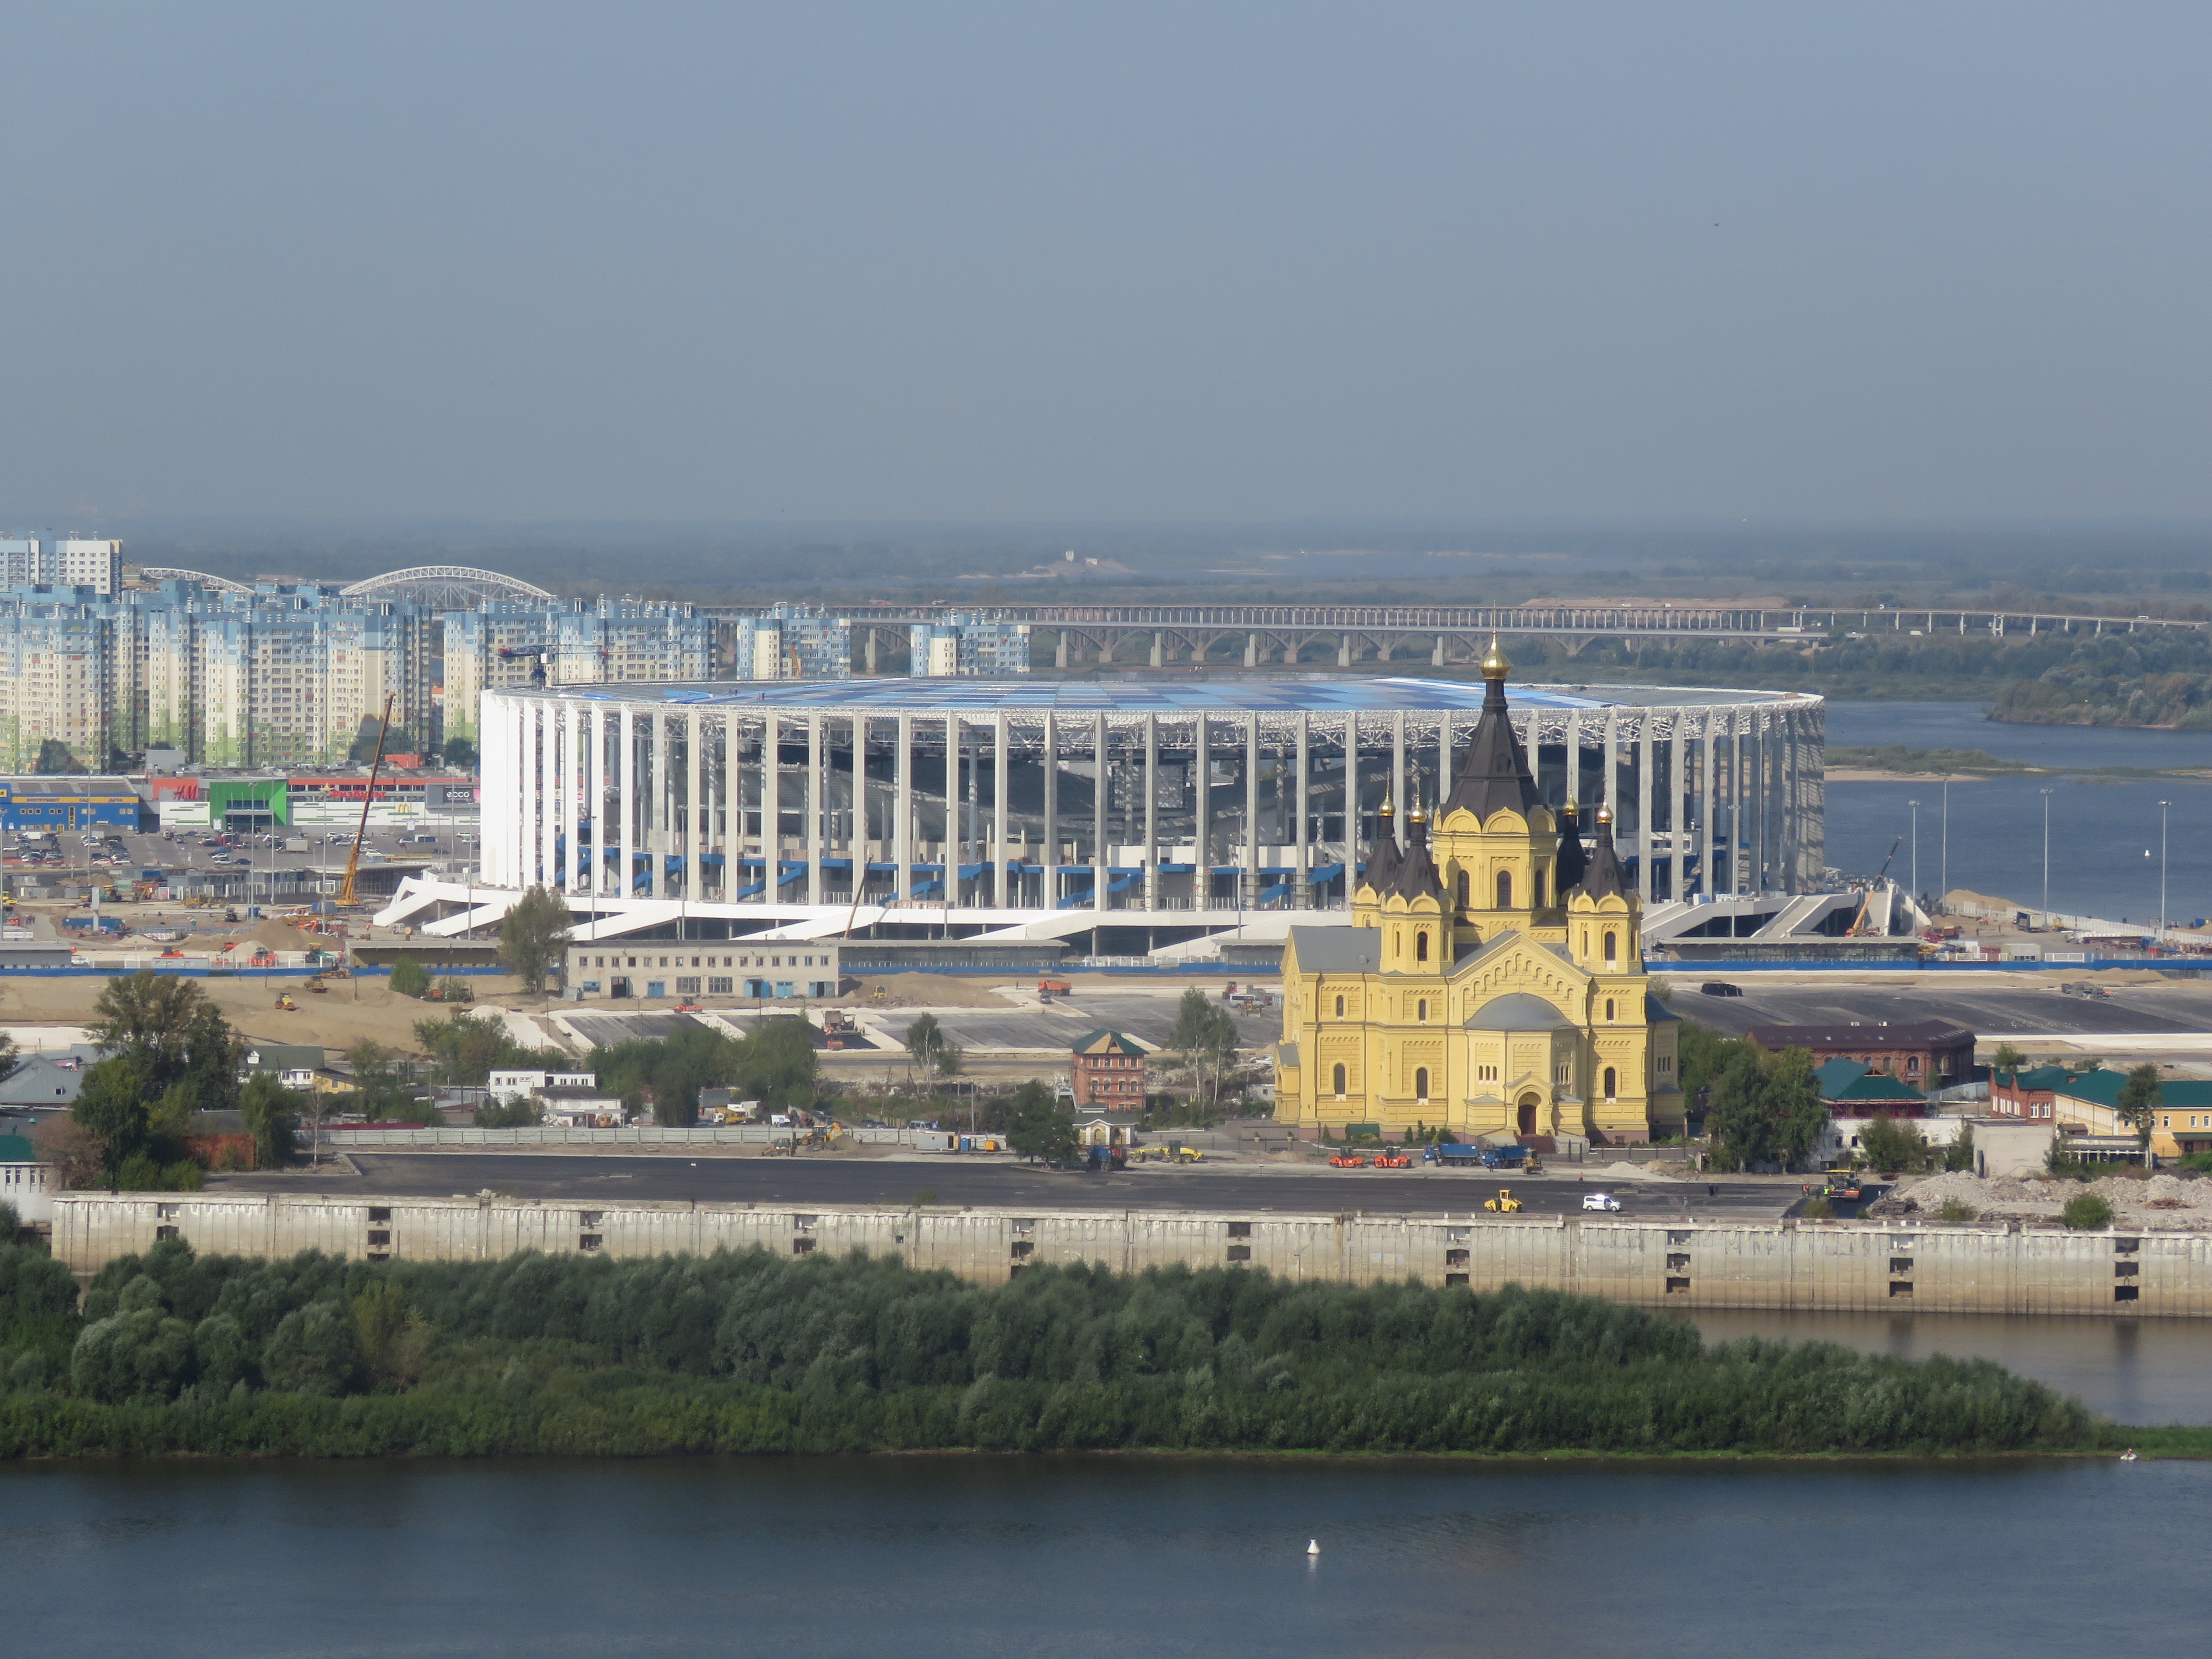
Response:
[0,1238,2151,1459]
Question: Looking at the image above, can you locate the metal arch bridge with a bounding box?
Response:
[338,565,558,606]
[834,600,2209,672]
[138,566,257,595]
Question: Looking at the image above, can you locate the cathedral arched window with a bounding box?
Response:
[1603,930,1618,966]
[1334,994,1346,1018]
[1332,1062,1347,1097]
[1495,871,1513,910]
[1602,1066,1618,1101]
[1414,1067,1430,1103]
[1456,870,1469,908]
[1533,866,1548,907]
[1417,999,1428,1023]
[1415,931,1430,963]
[1605,998,1615,1022]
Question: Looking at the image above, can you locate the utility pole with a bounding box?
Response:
[1939,780,1949,910]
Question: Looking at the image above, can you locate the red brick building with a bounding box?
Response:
[1071,1029,1146,1108]
[1744,1019,1975,1091]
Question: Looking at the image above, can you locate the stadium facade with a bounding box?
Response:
[377,676,1825,954]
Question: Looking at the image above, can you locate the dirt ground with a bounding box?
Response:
[839,974,1013,1010]
[0,973,535,1058]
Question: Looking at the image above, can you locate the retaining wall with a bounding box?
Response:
[49,1194,2212,1316]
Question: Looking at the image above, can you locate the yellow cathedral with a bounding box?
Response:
[1275,646,1685,1148]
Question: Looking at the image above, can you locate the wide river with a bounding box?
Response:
[1824,699,2212,922]
[4,1454,2203,1657]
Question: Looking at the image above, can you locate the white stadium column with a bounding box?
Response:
[762,713,780,904]
[647,710,666,900]
[687,707,704,905]
[1636,721,1653,903]
[723,711,742,901]
[993,709,1010,908]
[587,705,604,895]
[1243,713,1260,906]
[1391,710,1406,837]
[1043,712,1059,909]
[1340,712,1356,911]
[1699,711,1718,898]
[896,711,914,903]
[1194,712,1210,906]
[536,701,554,893]
[1603,711,1620,826]
[1295,711,1310,909]
[807,711,824,905]
[619,707,636,900]
[1142,712,1159,911]
[1093,713,1109,913]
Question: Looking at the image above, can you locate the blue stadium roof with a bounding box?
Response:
[532,676,1791,713]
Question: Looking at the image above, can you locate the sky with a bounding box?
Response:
[2,2,2208,527]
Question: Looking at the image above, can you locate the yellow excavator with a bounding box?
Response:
[338,693,396,910]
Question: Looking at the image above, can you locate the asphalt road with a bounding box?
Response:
[225,1152,1802,1219]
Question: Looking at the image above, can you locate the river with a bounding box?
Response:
[4,1454,2203,1657]
[1824,700,2212,922]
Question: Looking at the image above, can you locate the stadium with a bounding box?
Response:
[379,673,1830,965]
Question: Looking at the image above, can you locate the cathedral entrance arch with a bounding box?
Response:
[1516,1093,1540,1136]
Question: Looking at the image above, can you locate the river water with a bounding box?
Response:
[1824,700,2212,923]
[4,1455,2204,1657]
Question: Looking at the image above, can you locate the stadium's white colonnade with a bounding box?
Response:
[475,678,1822,921]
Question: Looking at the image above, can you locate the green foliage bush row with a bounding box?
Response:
[0,1239,2103,1457]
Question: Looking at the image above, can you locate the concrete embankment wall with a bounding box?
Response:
[48,1194,2212,1317]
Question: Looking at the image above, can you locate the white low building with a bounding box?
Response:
[487,1069,596,1105]
[0,1131,55,1225]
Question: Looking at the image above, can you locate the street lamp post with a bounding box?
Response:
[2159,800,2170,945]
[2040,788,2054,924]
[1939,780,1949,910]
[1908,800,1920,903]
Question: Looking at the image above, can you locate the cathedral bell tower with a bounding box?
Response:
[1429,639,1563,951]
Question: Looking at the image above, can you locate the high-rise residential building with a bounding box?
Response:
[0,601,116,770]
[908,612,1033,676]
[731,602,851,680]
[0,536,122,596]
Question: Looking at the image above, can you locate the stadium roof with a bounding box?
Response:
[520,676,1803,714]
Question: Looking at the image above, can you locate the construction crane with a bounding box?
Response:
[339,693,397,909]
[1848,836,1905,936]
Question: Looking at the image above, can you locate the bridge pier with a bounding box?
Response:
[1431,634,1445,667]
[1150,631,1164,668]
[1338,633,1352,667]
[1056,630,1069,669]
[1245,631,1259,667]
[864,628,878,674]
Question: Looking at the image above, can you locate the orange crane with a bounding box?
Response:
[339,693,397,909]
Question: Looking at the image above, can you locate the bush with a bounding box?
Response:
[1937,1199,1980,1224]
[2062,1193,2116,1230]
[433,977,473,1004]
[389,956,430,999]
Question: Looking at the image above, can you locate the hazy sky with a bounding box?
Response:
[4,3,2208,525]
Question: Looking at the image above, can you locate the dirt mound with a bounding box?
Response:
[245,917,324,953]
[1891,1168,2212,1228]
[846,974,1013,1010]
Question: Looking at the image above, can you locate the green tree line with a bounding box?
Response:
[0,1238,2102,1458]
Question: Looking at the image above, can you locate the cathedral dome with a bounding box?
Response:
[1464,992,1576,1032]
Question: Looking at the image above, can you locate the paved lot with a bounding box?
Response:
[1665,975,2212,1039]
[238,1152,1803,1220]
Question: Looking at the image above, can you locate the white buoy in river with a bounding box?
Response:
[1307,1539,1320,1556]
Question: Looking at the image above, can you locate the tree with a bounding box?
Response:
[0,1032,19,1091]
[499,885,572,996]
[1675,1020,1755,1106]
[442,735,478,769]
[31,1117,108,1190]
[85,973,240,1112]
[905,1013,946,1071]
[1167,988,1240,1110]
[413,1009,567,1086]
[2117,1063,2163,1161]
[71,1055,159,1179]
[238,1073,302,1168]
[389,955,430,998]
[344,1042,422,1123]
[1990,1043,2027,1078]
[1704,1046,1828,1173]
[1003,1081,1078,1166]
[1859,1112,1934,1175]
[33,737,84,775]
